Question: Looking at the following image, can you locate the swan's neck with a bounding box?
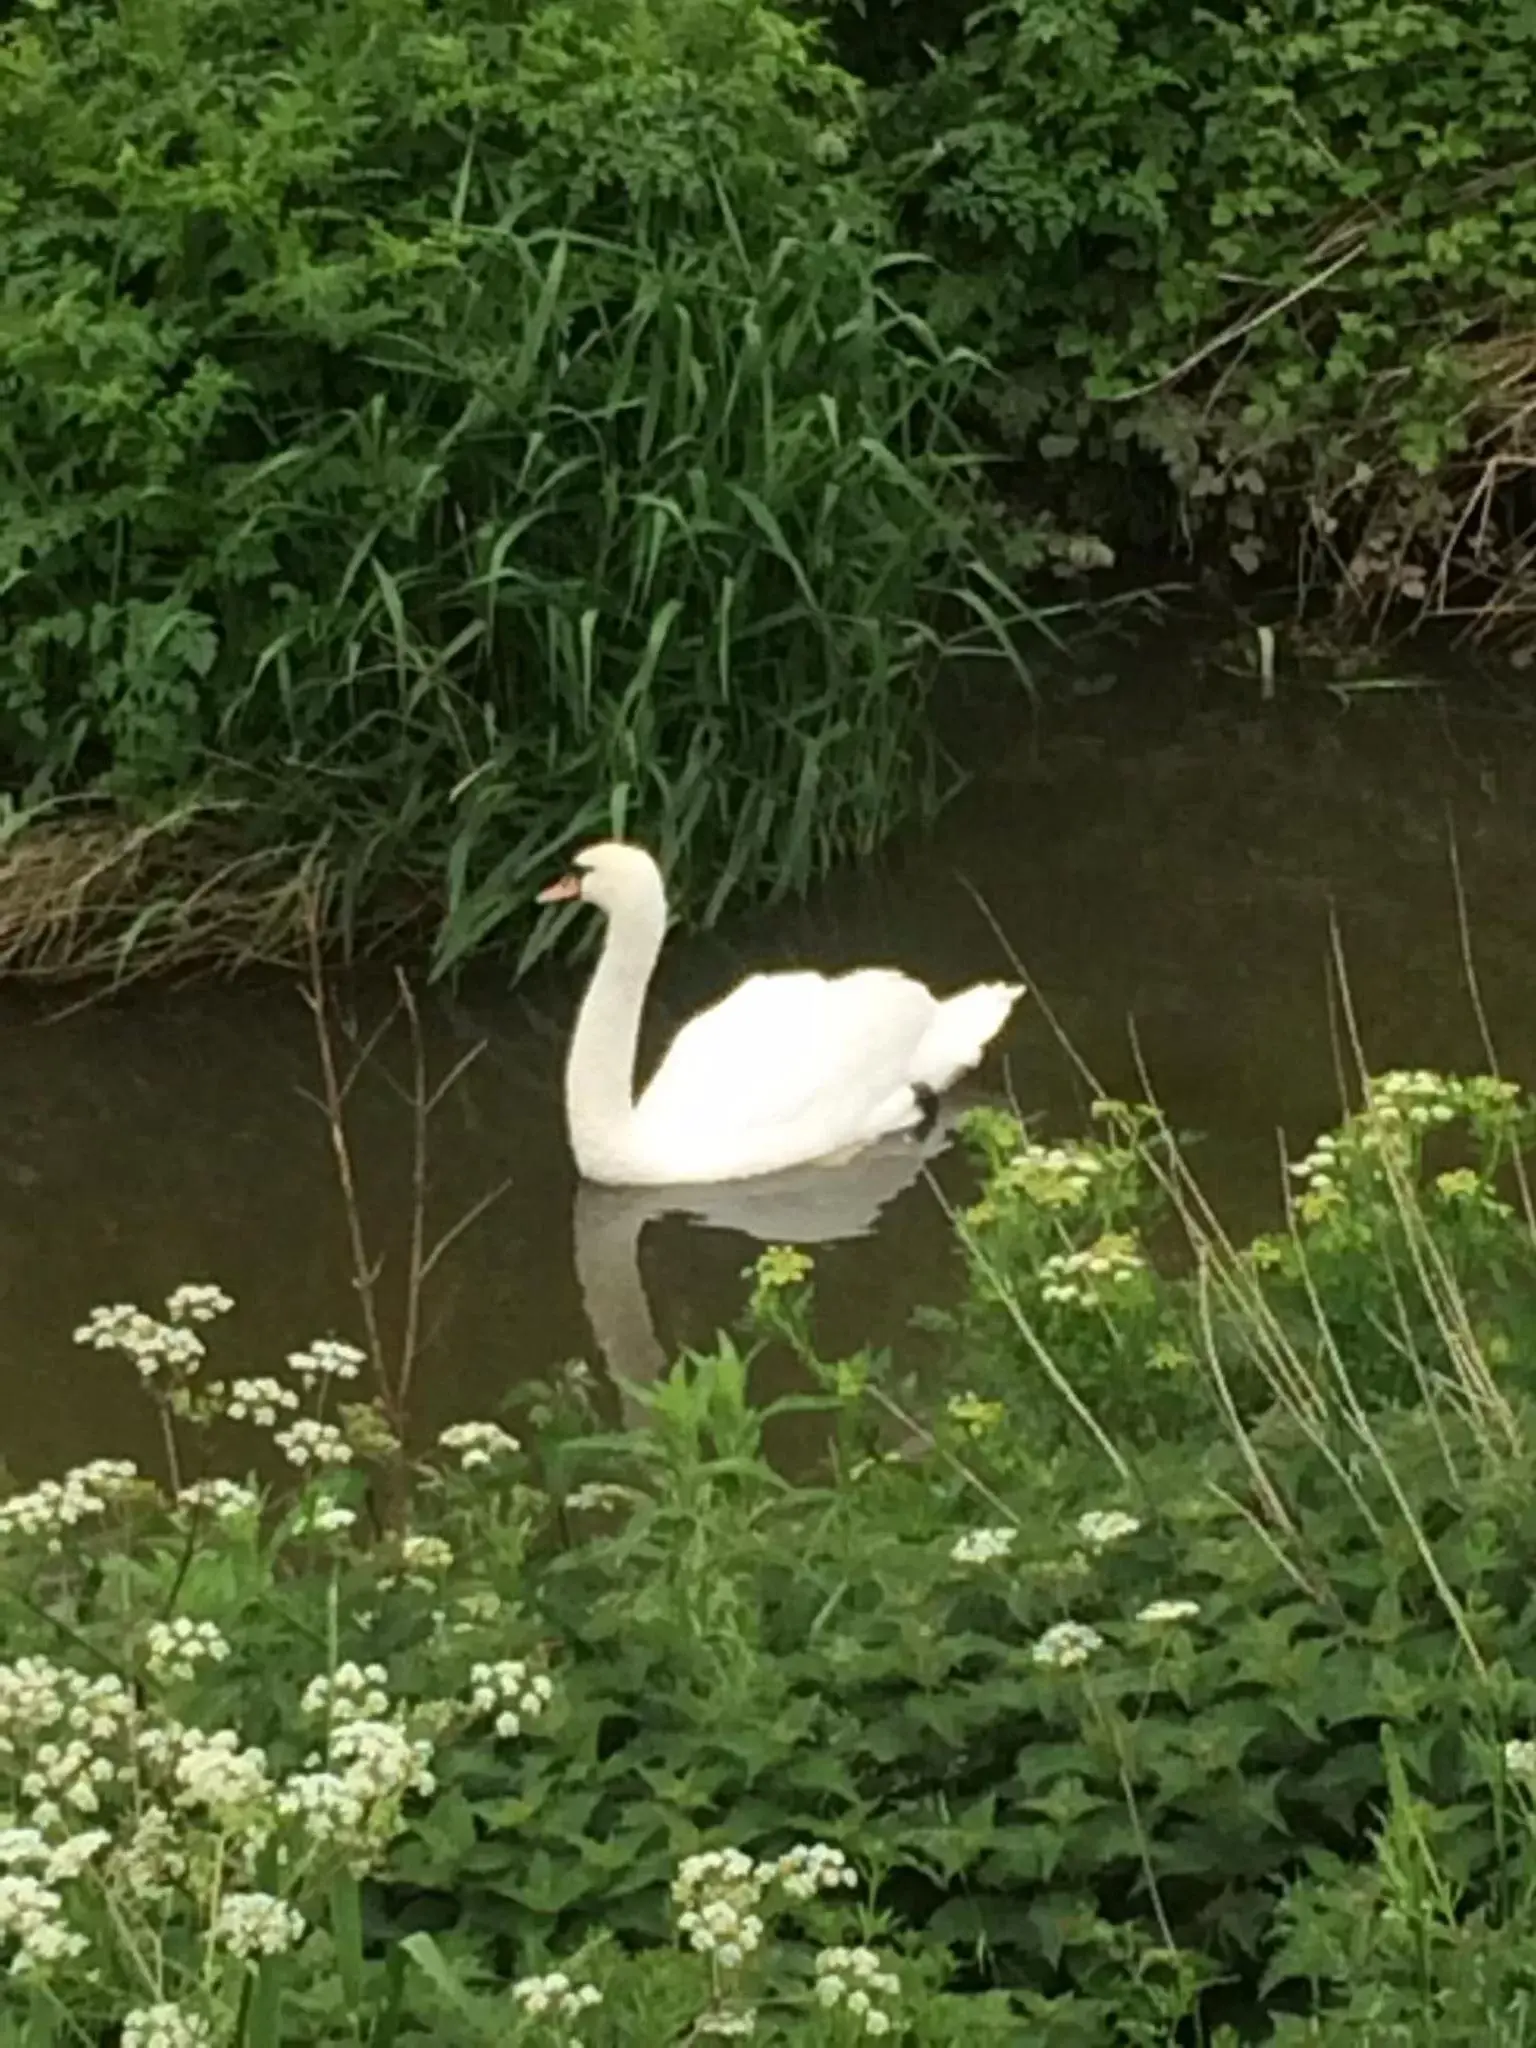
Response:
[565,887,666,1179]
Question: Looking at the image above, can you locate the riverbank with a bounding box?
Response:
[4,1075,1535,2040]
[6,0,1535,982]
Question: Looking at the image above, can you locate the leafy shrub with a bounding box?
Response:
[867,0,1536,634]
[0,0,1024,972]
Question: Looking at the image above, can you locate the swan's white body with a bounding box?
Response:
[541,843,1022,1188]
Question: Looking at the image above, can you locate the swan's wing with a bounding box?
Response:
[636,968,936,1140]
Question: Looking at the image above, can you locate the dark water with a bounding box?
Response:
[7,652,1536,1481]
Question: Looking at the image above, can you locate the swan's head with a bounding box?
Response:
[537,841,664,919]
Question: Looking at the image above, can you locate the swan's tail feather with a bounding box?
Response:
[911,982,1024,1094]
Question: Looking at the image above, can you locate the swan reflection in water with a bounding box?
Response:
[570,1103,962,1423]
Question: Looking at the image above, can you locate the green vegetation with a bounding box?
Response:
[3,0,1535,974]
[0,0,1027,976]
[10,1067,1536,2040]
[861,0,1536,624]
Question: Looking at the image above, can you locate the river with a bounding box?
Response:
[6,648,1535,1482]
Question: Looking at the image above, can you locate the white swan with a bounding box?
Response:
[539,842,1022,1187]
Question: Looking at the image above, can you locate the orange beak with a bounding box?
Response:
[536,870,583,905]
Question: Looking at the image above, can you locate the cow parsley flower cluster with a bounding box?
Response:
[275,1663,437,1870]
[378,1534,455,1589]
[761,1841,859,1902]
[121,2003,214,2048]
[286,1339,365,1384]
[672,1849,767,1968]
[1288,1074,1520,1220]
[302,1663,391,1726]
[815,1946,901,2035]
[159,1727,274,1831]
[273,1419,352,1469]
[672,1840,864,1976]
[0,1659,137,1815]
[467,1660,554,1740]
[72,1303,208,1381]
[950,1526,1016,1566]
[1001,1140,1107,1209]
[175,1478,259,1522]
[0,1461,141,1549]
[438,1421,521,1471]
[218,1378,300,1428]
[144,1619,230,1684]
[1031,1621,1104,1670]
[1039,1232,1146,1309]
[564,1482,638,1515]
[1076,1509,1141,1549]
[511,1971,603,2024]
[1137,1598,1200,1626]
[0,1868,88,1972]
[291,1495,357,1537]
[211,1889,305,1959]
[166,1286,235,1324]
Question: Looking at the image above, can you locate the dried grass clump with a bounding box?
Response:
[0,806,433,988]
[1328,330,1536,653]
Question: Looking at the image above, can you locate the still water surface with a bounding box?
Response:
[7,661,1536,1479]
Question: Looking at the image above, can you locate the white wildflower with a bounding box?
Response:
[1506,1739,1536,1780]
[175,1478,259,1522]
[224,1378,299,1427]
[467,1660,553,1741]
[0,1461,141,1549]
[302,1663,391,1726]
[122,2004,214,2048]
[1076,1509,1141,1549]
[1038,1231,1146,1309]
[20,1736,123,1825]
[110,1806,186,1896]
[1031,1621,1104,1670]
[44,1829,110,1882]
[273,1419,352,1469]
[510,1971,602,2021]
[1136,1598,1200,1626]
[212,1889,306,1959]
[292,1496,356,1537]
[0,1830,45,1870]
[145,1617,230,1683]
[275,1769,369,1853]
[697,2015,757,2039]
[326,1717,435,1803]
[564,1482,637,1514]
[438,1421,521,1471]
[950,1526,1016,1566]
[72,1304,205,1380]
[166,1284,234,1325]
[1002,1140,1106,1208]
[164,1727,273,1828]
[761,1841,858,1902]
[0,1870,88,1970]
[380,1534,454,1589]
[0,1662,136,1782]
[286,1338,365,1383]
[815,1947,900,2035]
[672,1849,766,1965]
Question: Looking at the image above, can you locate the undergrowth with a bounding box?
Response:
[9,1065,1536,2039]
[858,0,1536,647]
[0,0,1034,981]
